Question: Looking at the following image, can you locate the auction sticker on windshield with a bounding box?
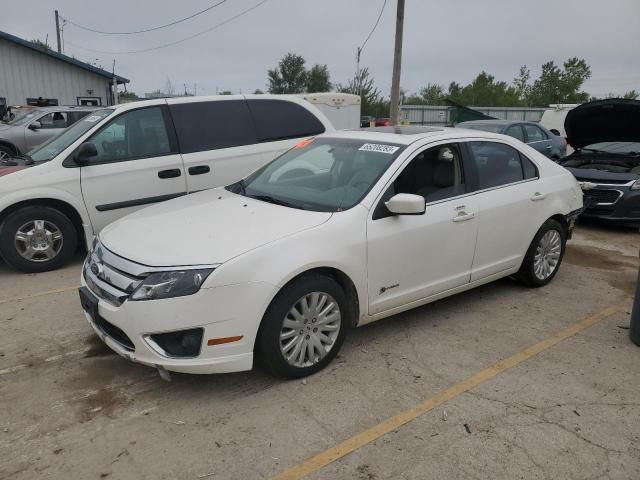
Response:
[359,143,400,154]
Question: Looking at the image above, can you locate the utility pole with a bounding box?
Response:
[55,10,62,54]
[389,0,405,125]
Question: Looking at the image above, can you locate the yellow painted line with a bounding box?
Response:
[273,305,620,480]
[0,285,80,305]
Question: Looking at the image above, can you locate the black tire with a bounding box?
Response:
[0,144,15,161]
[0,206,78,273]
[256,274,350,378]
[516,219,566,288]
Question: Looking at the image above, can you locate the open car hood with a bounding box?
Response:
[565,99,640,149]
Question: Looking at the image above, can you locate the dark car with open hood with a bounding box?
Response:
[558,99,640,226]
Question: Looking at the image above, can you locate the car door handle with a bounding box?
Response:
[158,169,182,179]
[531,192,547,201]
[545,145,552,150]
[452,211,475,222]
[188,165,210,176]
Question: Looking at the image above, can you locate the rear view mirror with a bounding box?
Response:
[75,142,98,164]
[385,193,426,215]
[549,129,561,136]
[28,121,41,130]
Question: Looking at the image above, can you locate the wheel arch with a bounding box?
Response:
[0,198,87,251]
[0,140,19,156]
[268,266,361,328]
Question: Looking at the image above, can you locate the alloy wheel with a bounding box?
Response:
[14,220,64,262]
[533,229,562,280]
[279,292,341,368]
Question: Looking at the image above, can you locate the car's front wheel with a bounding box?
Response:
[0,206,78,273]
[256,274,349,378]
[517,218,566,287]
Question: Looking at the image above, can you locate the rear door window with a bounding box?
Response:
[468,142,525,189]
[247,99,325,142]
[169,100,257,154]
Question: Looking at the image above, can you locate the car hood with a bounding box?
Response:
[100,188,333,267]
[565,99,640,149]
[563,167,638,182]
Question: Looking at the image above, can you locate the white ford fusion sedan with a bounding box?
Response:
[80,126,583,379]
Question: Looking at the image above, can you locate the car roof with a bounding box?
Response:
[31,105,99,112]
[324,126,508,145]
[458,120,542,127]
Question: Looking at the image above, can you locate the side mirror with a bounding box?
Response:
[28,121,41,130]
[385,193,426,215]
[549,129,561,136]
[75,142,98,164]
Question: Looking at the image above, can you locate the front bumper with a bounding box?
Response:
[80,276,275,374]
[581,188,640,226]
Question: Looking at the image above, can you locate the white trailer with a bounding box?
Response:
[295,93,361,130]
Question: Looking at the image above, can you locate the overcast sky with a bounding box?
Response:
[2,0,639,98]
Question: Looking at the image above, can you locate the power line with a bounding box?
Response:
[62,0,228,35]
[357,0,387,62]
[65,0,269,55]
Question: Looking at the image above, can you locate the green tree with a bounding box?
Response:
[30,38,51,50]
[337,67,387,117]
[514,65,531,105]
[219,90,233,95]
[268,53,308,94]
[253,89,264,94]
[306,64,332,93]
[528,58,591,106]
[447,71,520,107]
[623,90,639,100]
[406,83,446,105]
[118,91,138,99]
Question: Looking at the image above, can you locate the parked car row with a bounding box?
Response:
[6,95,637,380]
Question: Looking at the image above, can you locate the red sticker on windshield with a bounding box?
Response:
[294,138,314,149]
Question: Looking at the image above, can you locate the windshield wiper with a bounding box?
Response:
[248,194,300,209]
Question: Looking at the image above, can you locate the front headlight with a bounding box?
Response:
[631,179,640,191]
[131,269,214,301]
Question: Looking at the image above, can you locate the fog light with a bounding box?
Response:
[147,328,203,358]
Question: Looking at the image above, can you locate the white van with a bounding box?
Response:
[539,104,579,138]
[0,95,334,272]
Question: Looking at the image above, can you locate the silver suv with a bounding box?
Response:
[0,106,98,160]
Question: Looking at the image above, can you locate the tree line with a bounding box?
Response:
[264,52,638,117]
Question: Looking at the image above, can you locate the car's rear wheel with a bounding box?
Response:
[256,274,349,378]
[517,219,566,287]
[0,206,78,273]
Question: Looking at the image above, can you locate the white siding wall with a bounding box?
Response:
[0,39,112,106]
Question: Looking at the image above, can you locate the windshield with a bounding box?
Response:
[28,109,113,163]
[583,142,640,155]
[226,137,405,212]
[5,108,41,126]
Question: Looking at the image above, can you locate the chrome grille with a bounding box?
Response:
[83,243,146,306]
[583,188,623,206]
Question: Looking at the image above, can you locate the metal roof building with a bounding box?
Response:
[0,30,129,108]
